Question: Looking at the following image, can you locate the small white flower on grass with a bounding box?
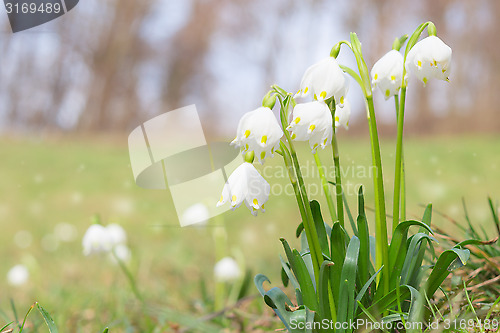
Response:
[214,257,241,282]
[7,264,29,286]
[217,162,270,216]
[296,57,349,104]
[82,224,113,256]
[106,223,127,246]
[405,36,452,85]
[287,101,333,153]
[371,50,404,99]
[181,203,210,226]
[231,107,283,164]
[109,244,131,264]
[334,100,351,130]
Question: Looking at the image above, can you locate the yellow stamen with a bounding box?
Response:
[374,73,378,80]
[417,60,422,68]
[335,116,339,122]
[219,195,223,202]
[304,87,309,94]
[261,135,267,144]
[320,91,327,99]
[244,130,250,138]
[423,77,428,85]
[231,195,237,202]
[294,117,301,124]
[340,96,344,105]
[309,124,316,132]
[253,198,258,206]
[390,75,396,81]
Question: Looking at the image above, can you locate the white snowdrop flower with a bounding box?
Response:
[231,107,283,164]
[405,36,452,85]
[217,162,270,216]
[109,244,131,264]
[106,223,127,247]
[335,99,351,130]
[181,203,210,226]
[296,57,349,104]
[82,224,113,256]
[287,101,333,153]
[214,257,241,282]
[371,50,404,99]
[7,264,29,286]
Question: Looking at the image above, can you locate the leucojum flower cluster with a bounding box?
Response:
[217,22,467,332]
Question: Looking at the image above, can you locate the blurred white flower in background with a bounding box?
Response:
[106,223,127,246]
[54,223,78,242]
[82,223,131,264]
[214,257,241,282]
[109,244,132,264]
[181,203,210,226]
[7,264,29,286]
[82,224,113,256]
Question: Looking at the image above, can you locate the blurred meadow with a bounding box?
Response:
[1,0,499,331]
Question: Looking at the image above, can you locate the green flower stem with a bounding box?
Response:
[350,32,389,295]
[366,96,389,295]
[280,141,307,223]
[112,250,144,302]
[331,130,344,228]
[393,87,406,232]
[313,152,338,223]
[278,96,323,284]
[393,94,407,226]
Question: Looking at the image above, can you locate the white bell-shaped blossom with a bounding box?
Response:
[7,264,29,286]
[371,50,404,99]
[181,203,210,226]
[106,223,127,246]
[231,107,283,164]
[217,162,270,216]
[214,257,241,282]
[287,101,333,153]
[82,224,113,256]
[296,57,349,104]
[109,244,132,264]
[405,36,452,85]
[335,100,351,130]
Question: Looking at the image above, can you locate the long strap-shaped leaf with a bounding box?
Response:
[425,248,470,298]
[336,236,360,333]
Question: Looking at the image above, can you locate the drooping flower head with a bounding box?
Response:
[217,162,270,216]
[371,50,404,99]
[405,36,452,85]
[82,224,113,256]
[231,107,283,164]
[214,257,241,282]
[296,57,349,105]
[287,101,333,153]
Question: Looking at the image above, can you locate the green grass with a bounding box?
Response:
[0,134,498,331]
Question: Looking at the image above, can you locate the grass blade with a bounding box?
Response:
[36,303,58,333]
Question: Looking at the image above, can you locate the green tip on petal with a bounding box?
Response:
[330,43,341,58]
